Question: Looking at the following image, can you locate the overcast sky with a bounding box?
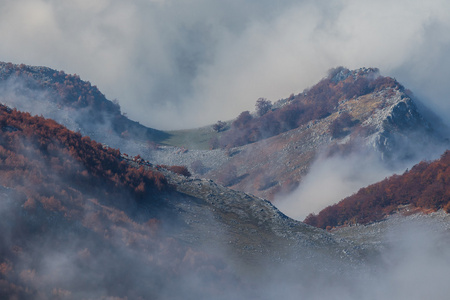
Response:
[1,0,449,129]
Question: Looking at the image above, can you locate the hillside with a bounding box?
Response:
[0,104,181,299]
[2,62,448,202]
[2,62,450,299]
[0,61,170,154]
[150,68,449,200]
[0,104,362,299]
[305,150,450,229]
[211,67,398,149]
[2,63,447,202]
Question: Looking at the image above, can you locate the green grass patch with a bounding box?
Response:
[161,125,223,150]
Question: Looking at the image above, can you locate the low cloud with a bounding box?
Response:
[0,0,449,129]
[362,217,450,300]
[2,110,450,298]
[276,149,398,220]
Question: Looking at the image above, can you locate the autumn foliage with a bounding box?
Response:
[0,62,120,117]
[0,104,243,299]
[305,150,450,229]
[0,61,166,143]
[213,67,398,148]
[0,104,168,214]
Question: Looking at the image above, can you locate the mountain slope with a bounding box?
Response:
[151,68,449,200]
[2,62,450,299]
[0,61,169,154]
[305,150,450,229]
[210,68,448,199]
[0,104,183,299]
[2,63,447,202]
[0,104,362,299]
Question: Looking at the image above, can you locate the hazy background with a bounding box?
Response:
[0,0,449,130]
[276,150,395,220]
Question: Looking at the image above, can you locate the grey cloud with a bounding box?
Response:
[0,0,449,130]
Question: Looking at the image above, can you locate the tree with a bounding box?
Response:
[255,98,272,116]
[212,120,227,132]
[232,111,252,130]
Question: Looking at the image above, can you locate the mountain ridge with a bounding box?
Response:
[0,61,169,154]
[2,62,448,208]
[151,67,448,200]
[2,62,446,203]
[1,61,450,299]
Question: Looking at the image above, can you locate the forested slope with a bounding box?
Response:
[305,150,450,229]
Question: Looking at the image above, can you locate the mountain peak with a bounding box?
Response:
[329,66,380,83]
[147,68,448,201]
[0,61,169,156]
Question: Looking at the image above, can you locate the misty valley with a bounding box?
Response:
[0,62,450,299]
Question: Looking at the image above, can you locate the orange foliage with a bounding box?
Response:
[0,62,120,116]
[305,150,450,229]
[215,67,398,148]
[0,103,245,297]
[0,261,13,276]
[0,104,168,213]
[0,62,168,144]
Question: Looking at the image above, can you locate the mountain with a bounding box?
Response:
[0,104,362,299]
[149,67,449,200]
[305,150,450,229]
[0,62,169,155]
[1,61,450,299]
[2,62,447,203]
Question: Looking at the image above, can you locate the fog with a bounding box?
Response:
[1,101,450,299]
[276,133,448,221]
[2,1,450,298]
[4,180,450,299]
[276,149,397,220]
[0,0,449,129]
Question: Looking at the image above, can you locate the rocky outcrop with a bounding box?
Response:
[148,166,366,272]
[363,89,445,161]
